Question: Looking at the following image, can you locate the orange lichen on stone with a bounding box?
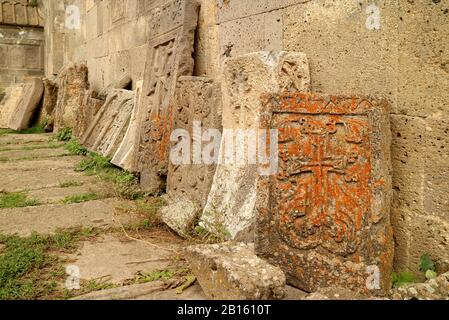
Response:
[256,92,393,295]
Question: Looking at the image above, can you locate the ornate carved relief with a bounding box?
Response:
[256,93,394,295]
[135,0,200,192]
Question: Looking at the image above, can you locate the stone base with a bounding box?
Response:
[161,198,199,238]
[186,242,286,300]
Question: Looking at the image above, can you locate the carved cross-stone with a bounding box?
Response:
[135,0,200,193]
[256,93,394,295]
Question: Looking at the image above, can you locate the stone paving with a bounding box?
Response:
[0,132,206,300]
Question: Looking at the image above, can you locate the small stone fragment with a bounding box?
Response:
[185,242,286,300]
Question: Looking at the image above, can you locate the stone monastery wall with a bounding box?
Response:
[0,0,45,89]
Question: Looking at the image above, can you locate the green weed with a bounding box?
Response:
[0,192,40,209]
[60,193,99,204]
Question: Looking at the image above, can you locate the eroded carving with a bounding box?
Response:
[256,93,394,295]
[135,0,200,192]
[81,89,134,158]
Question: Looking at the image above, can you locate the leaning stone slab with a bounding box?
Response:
[135,0,200,193]
[186,242,286,300]
[54,63,89,132]
[74,89,104,139]
[199,51,310,241]
[81,89,134,158]
[111,80,144,171]
[8,78,44,131]
[97,73,132,100]
[38,78,59,123]
[162,77,222,237]
[255,93,394,295]
[0,84,25,128]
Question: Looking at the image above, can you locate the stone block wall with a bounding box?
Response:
[204,0,449,277]
[44,0,167,91]
[0,0,45,90]
[47,0,449,276]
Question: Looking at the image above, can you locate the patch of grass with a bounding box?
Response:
[82,279,117,292]
[0,227,98,300]
[60,193,99,204]
[132,198,167,231]
[135,269,174,284]
[0,143,62,152]
[194,206,231,243]
[58,181,83,188]
[0,192,40,209]
[75,152,142,200]
[75,153,113,172]
[391,271,416,288]
[0,129,15,136]
[0,123,48,136]
[420,254,438,280]
[64,139,88,156]
[17,125,46,135]
[56,128,72,142]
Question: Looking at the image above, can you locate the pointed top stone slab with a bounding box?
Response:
[135,0,200,192]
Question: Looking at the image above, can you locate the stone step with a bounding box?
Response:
[0,198,136,236]
[0,141,65,152]
[27,182,110,204]
[64,233,178,284]
[71,281,207,300]
[0,133,54,145]
[0,167,98,192]
[0,155,83,171]
[0,147,70,161]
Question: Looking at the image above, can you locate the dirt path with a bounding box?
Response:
[0,132,206,300]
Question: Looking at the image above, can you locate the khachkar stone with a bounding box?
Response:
[111,80,144,171]
[8,77,44,131]
[199,51,311,242]
[74,89,104,139]
[162,76,222,237]
[255,93,394,295]
[38,78,59,129]
[54,63,89,132]
[81,89,134,158]
[0,84,25,128]
[135,0,200,192]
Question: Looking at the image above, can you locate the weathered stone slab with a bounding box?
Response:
[135,0,200,192]
[162,77,222,237]
[186,242,286,300]
[111,80,144,171]
[256,93,394,295]
[0,1,44,27]
[8,77,44,131]
[98,73,132,100]
[54,63,89,132]
[74,89,104,139]
[38,78,59,130]
[81,89,134,158]
[200,51,310,241]
[0,84,24,128]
